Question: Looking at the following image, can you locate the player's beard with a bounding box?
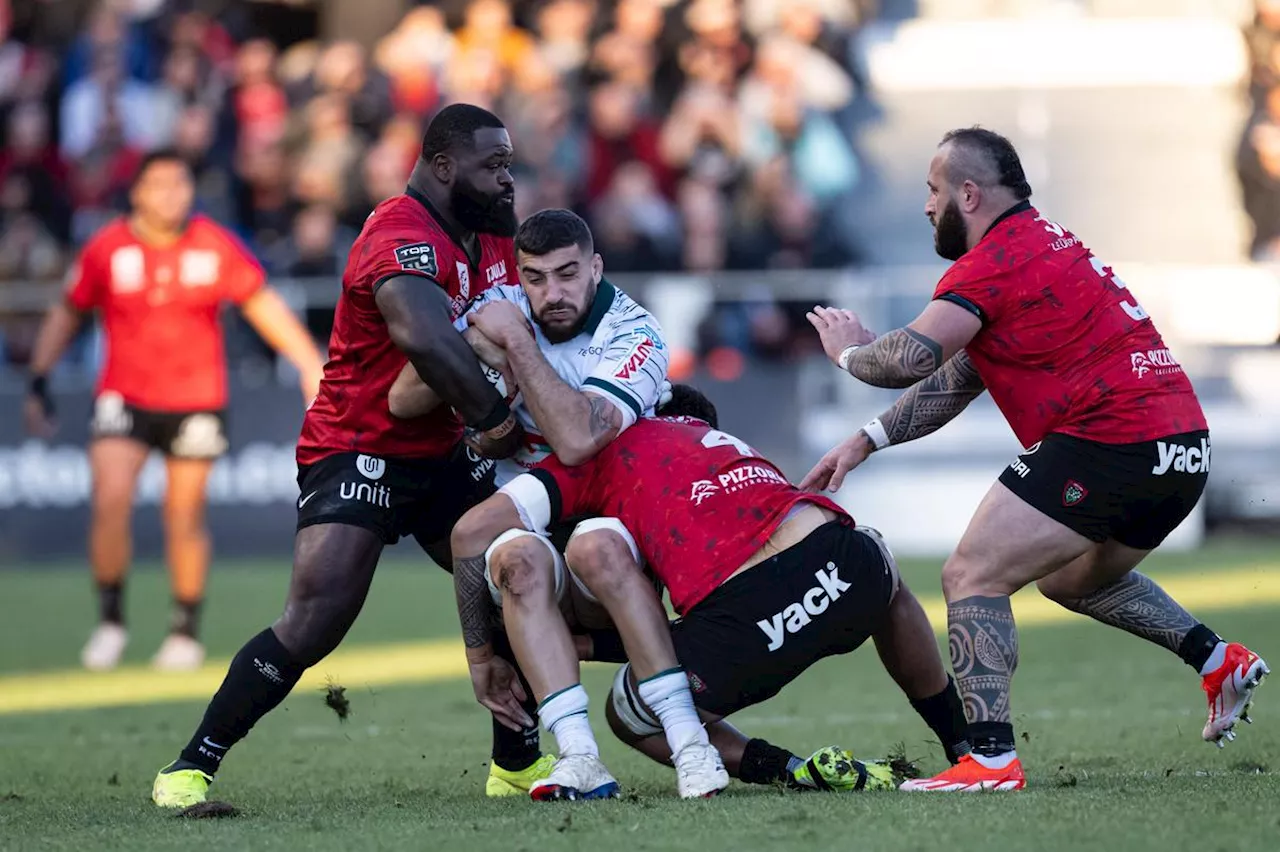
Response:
[450,178,518,237]
[933,198,970,261]
[536,279,598,344]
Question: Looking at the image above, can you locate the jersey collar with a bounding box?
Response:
[404,184,481,268]
[581,278,616,336]
[982,199,1033,238]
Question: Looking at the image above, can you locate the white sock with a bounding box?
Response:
[637,668,707,755]
[970,750,1018,769]
[1199,641,1228,676]
[539,684,599,758]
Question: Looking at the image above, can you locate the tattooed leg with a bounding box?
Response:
[949,595,1019,757]
[1052,571,1225,672]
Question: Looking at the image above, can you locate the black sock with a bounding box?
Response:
[1178,623,1222,672]
[738,738,799,786]
[176,628,304,775]
[489,631,542,772]
[98,582,124,625]
[171,599,203,640]
[968,721,1016,757]
[910,676,973,764]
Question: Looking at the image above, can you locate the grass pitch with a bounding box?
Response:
[0,540,1277,852]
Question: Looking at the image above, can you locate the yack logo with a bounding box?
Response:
[1152,437,1211,475]
[756,562,851,652]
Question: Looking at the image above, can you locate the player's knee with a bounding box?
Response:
[490,537,556,603]
[450,500,503,561]
[564,528,634,593]
[163,503,208,541]
[940,546,986,600]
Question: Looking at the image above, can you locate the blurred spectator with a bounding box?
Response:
[453,0,536,81]
[61,46,165,159]
[591,160,681,271]
[1238,85,1280,260]
[586,80,673,204]
[0,101,71,242]
[231,39,288,153]
[300,41,394,140]
[289,93,365,211]
[375,7,453,117]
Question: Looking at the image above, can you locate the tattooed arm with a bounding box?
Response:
[799,351,985,492]
[808,299,984,389]
[873,350,986,445]
[454,551,496,657]
[845,327,945,388]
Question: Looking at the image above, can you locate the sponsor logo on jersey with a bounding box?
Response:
[1130,348,1181,378]
[615,336,657,380]
[690,479,719,506]
[757,562,851,652]
[340,481,392,508]
[456,262,470,299]
[485,259,507,284]
[1062,480,1088,506]
[394,242,438,276]
[110,246,145,294]
[356,454,386,480]
[717,464,787,493]
[1152,437,1211,476]
[179,250,220,287]
[1009,458,1032,479]
[613,324,667,380]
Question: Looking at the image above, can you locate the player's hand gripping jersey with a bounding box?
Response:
[66,215,265,412]
[504,416,846,614]
[297,188,519,464]
[456,280,669,485]
[934,202,1207,448]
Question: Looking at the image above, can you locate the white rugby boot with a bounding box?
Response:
[151,634,206,671]
[673,741,730,799]
[529,754,620,801]
[81,622,128,671]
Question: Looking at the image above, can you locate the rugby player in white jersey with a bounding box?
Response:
[389,209,729,799]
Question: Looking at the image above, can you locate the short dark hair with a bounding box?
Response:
[657,384,719,429]
[422,103,506,160]
[939,126,1032,200]
[515,208,594,257]
[132,148,189,187]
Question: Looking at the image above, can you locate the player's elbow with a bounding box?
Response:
[552,439,598,467]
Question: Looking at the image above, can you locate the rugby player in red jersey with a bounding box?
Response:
[452,386,974,798]
[24,150,325,673]
[803,127,1268,791]
[151,105,545,808]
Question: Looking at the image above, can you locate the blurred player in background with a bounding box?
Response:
[453,385,971,797]
[390,210,729,798]
[23,150,325,673]
[152,104,534,809]
[805,127,1269,791]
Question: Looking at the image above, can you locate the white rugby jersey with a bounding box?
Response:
[455,278,669,485]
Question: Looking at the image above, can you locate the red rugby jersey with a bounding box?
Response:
[296,188,518,464]
[510,417,848,615]
[65,215,264,411]
[933,202,1207,448]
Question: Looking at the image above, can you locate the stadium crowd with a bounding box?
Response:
[0,0,878,368]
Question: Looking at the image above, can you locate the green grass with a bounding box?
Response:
[0,540,1278,851]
